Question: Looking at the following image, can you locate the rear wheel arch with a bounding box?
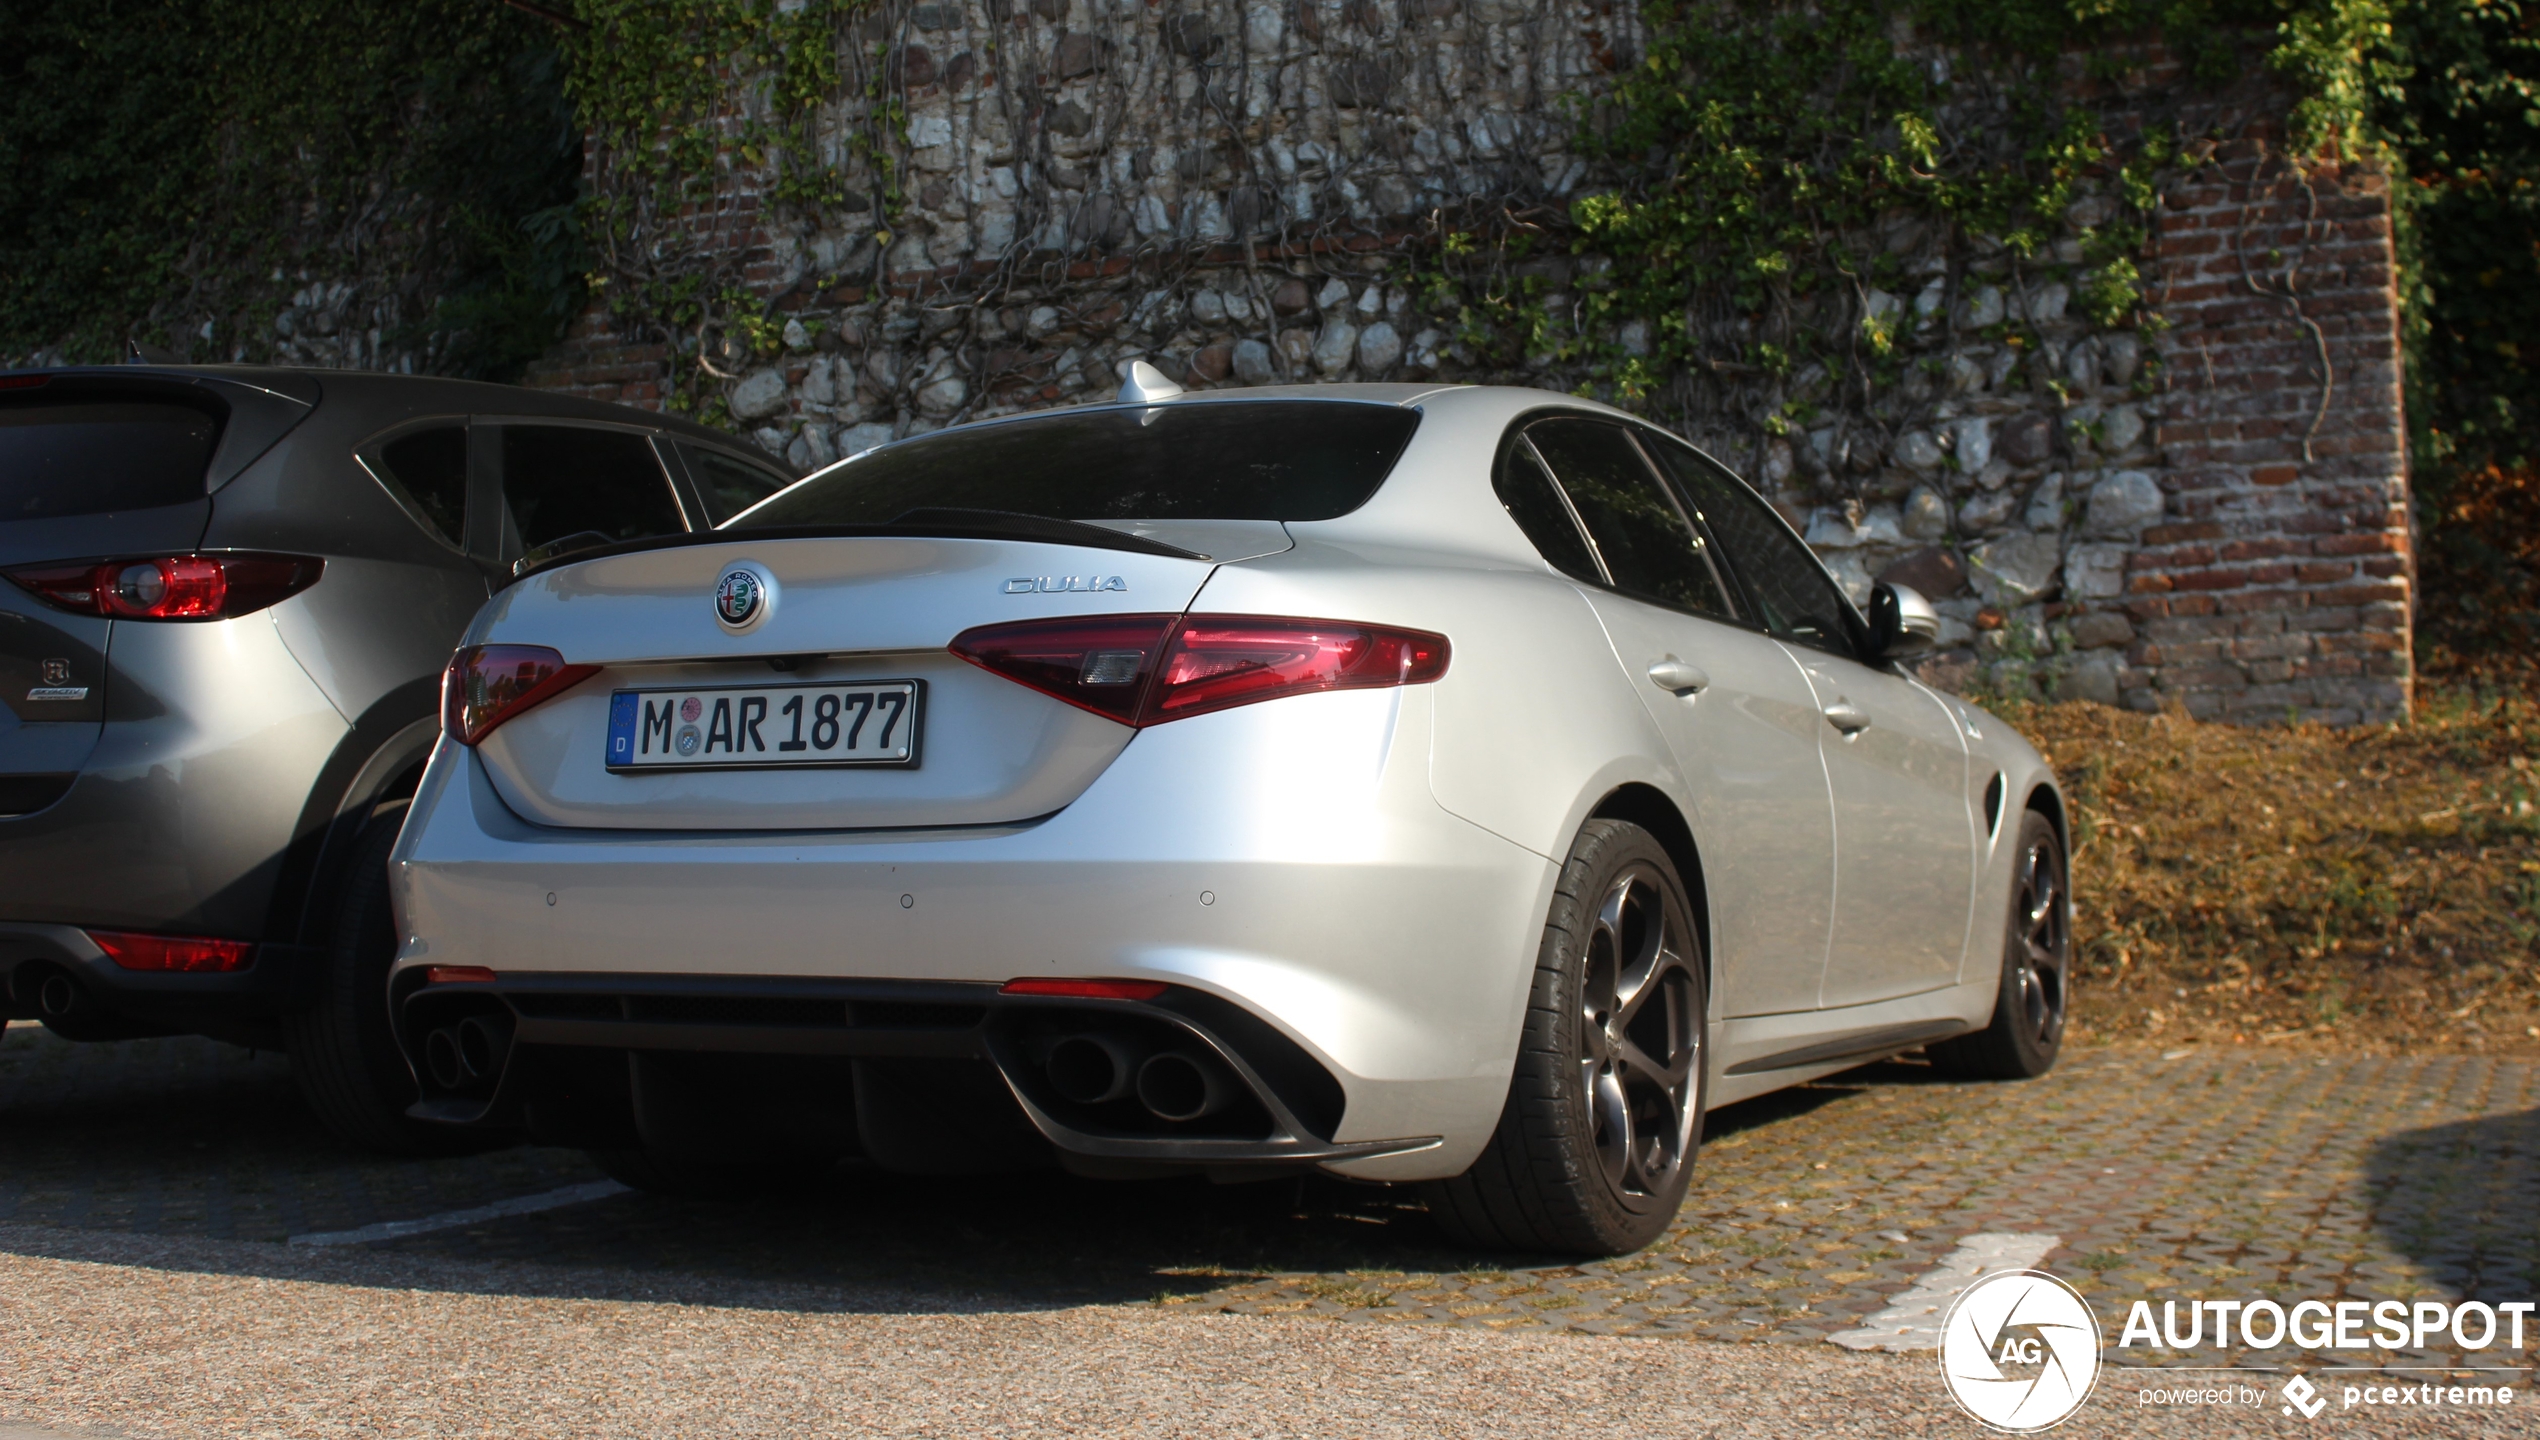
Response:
[266,677,443,947]
[2023,780,2069,853]
[1585,783,1713,1007]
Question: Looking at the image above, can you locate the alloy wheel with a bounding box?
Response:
[1577,863,1701,1210]
[2012,835,2070,1047]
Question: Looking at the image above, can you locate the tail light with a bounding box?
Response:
[88,929,255,973]
[5,553,323,620]
[444,644,601,745]
[951,614,1449,727]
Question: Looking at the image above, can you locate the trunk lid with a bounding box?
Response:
[471,533,1223,830]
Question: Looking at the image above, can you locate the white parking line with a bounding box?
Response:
[1826,1232,2063,1352]
[287,1179,631,1248]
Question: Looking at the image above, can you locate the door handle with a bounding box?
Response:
[1822,700,1871,735]
[1647,660,1710,695]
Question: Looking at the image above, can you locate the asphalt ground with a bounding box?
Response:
[3,1021,2535,1435]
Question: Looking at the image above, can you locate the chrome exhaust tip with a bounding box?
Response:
[423,1026,467,1092]
[1045,1032,1145,1105]
[455,1013,514,1083]
[1136,1051,1233,1122]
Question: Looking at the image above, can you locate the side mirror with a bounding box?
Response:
[1869,581,1942,660]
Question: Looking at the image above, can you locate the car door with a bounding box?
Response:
[1507,416,1838,1018]
[1644,436,1978,1009]
[470,421,693,577]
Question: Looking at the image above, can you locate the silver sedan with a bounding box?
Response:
[387,371,2070,1255]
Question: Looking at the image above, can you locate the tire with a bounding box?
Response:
[1425,819,1707,1256]
[1927,809,2070,1080]
[283,806,485,1155]
[588,1148,837,1200]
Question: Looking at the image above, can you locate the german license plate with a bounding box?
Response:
[605,681,923,770]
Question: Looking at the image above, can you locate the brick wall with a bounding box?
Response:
[2132,146,2413,724]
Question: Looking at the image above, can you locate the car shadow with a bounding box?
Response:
[2360,1103,2540,1302]
[0,1026,1939,1315]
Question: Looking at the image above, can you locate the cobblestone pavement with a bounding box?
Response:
[4,1021,2534,1380]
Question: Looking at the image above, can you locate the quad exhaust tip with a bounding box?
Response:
[1043,1031,1236,1123]
[422,1012,515,1095]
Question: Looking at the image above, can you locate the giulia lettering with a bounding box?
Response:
[1004,575,1128,594]
[643,699,674,755]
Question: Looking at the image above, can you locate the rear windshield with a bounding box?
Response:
[0,396,221,521]
[735,401,1419,527]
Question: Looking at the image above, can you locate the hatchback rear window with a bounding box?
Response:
[735,401,1420,527]
[0,397,221,521]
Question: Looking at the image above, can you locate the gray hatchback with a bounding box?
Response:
[0,365,794,1149]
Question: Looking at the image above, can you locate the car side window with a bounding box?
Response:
[1525,418,1737,621]
[369,423,468,548]
[1644,434,1858,659]
[498,426,688,568]
[682,443,793,526]
[1491,431,1603,584]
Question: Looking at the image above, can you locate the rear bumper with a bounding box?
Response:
[389,686,1556,1181]
[0,921,309,1029]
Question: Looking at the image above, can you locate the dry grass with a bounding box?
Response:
[1998,684,2540,1055]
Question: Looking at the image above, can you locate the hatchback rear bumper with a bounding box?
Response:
[0,921,311,1037]
[389,687,1555,1181]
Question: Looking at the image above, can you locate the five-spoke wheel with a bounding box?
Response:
[1426,819,1707,1255]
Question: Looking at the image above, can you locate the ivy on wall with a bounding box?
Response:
[2373,0,2540,665]
[0,0,584,378]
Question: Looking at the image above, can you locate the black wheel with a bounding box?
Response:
[588,1148,837,1200]
[283,807,486,1155]
[1426,819,1706,1256]
[1927,809,2069,1080]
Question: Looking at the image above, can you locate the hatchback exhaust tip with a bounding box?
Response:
[36,972,81,1021]
[1045,1032,1146,1105]
[1135,1051,1233,1122]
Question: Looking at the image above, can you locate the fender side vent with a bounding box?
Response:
[1983,773,2005,837]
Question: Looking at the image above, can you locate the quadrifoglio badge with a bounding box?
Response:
[1934,1276,2532,1431]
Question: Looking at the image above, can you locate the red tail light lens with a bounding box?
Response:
[425,965,499,985]
[443,644,601,746]
[952,614,1449,728]
[5,553,323,620]
[1149,616,1450,722]
[88,929,256,973]
[1000,977,1169,1000]
[948,614,1178,725]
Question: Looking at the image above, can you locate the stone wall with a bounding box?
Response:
[526,3,2413,724]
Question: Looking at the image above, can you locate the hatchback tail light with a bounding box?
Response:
[4,553,323,620]
[88,929,256,973]
[951,614,1449,727]
[444,644,600,746]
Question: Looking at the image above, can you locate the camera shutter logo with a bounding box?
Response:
[713,563,775,632]
[1939,1270,2102,1432]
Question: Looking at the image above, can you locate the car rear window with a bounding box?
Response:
[735,401,1420,527]
[0,396,221,521]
